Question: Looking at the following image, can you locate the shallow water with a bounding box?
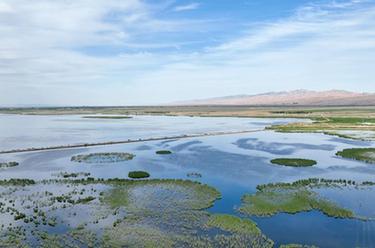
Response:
[0,115,374,247]
[0,114,299,151]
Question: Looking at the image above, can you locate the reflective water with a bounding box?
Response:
[0,115,374,247]
[0,114,299,151]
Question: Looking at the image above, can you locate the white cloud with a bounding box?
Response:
[132,0,375,103]
[173,2,200,12]
[0,0,374,106]
[0,2,12,13]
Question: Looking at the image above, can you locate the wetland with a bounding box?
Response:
[0,111,374,247]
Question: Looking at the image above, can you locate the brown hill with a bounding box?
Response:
[173,90,375,106]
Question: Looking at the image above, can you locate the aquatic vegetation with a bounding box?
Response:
[101,179,221,211]
[75,196,96,204]
[362,181,375,186]
[0,161,19,169]
[0,176,275,247]
[100,179,271,246]
[71,152,135,163]
[102,225,175,248]
[83,115,132,119]
[100,179,273,248]
[0,179,35,186]
[240,179,357,219]
[268,116,375,141]
[240,189,354,218]
[187,172,202,178]
[270,158,317,167]
[256,178,356,191]
[37,228,99,248]
[156,150,172,155]
[206,214,261,235]
[279,245,318,248]
[102,221,275,248]
[336,148,375,164]
[55,172,91,178]
[271,111,313,115]
[128,171,150,179]
[0,176,370,247]
[0,229,29,248]
[101,187,129,209]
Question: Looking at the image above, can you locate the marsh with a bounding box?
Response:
[0,114,374,247]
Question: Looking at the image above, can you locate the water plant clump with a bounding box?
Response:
[0,178,36,186]
[156,150,172,155]
[336,148,375,164]
[280,245,318,248]
[0,161,19,169]
[34,228,99,247]
[270,158,317,167]
[83,115,132,119]
[187,172,202,178]
[206,214,261,235]
[102,220,274,248]
[98,179,273,248]
[128,171,150,179]
[0,176,275,247]
[256,178,357,191]
[240,190,354,219]
[100,179,221,211]
[56,172,91,178]
[240,178,357,219]
[267,116,375,141]
[71,152,135,163]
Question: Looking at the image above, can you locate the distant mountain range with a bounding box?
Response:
[172,90,375,106]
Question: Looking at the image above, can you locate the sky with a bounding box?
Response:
[0,0,374,106]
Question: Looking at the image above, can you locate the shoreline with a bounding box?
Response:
[0,129,263,155]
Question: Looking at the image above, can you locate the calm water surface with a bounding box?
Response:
[0,114,299,151]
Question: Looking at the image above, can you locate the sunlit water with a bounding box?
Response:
[0,114,374,247]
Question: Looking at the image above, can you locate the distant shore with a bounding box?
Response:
[1,105,374,119]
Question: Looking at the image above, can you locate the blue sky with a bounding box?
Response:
[0,0,374,106]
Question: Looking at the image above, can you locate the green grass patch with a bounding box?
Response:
[323,117,375,124]
[71,152,135,163]
[0,161,19,168]
[336,148,375,164]
[100,179,221,211]
[101,187,130,209]
[271,111,313,114]
[102,225,175,248]
[271,158,316,167]
[240,179,355,219]
[240,189,354,218]
[128,171,150,179]
[267,116,375,141]
[206,214,261,235]
[156,150,172,155]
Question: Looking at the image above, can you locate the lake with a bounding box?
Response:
[0,114,374,247]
